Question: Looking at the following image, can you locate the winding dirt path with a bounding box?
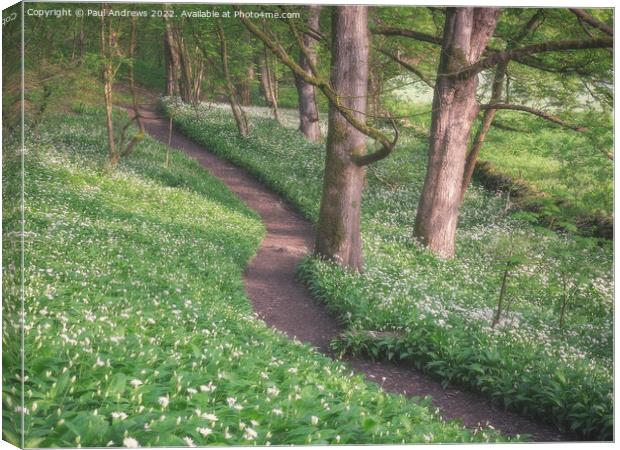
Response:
[133,102,573,442]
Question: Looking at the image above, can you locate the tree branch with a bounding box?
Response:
[378,48,434,88]
[454,37,612,79]
[235,6,398,166]
[569,9,613,37]
[481,103,587,132]
[287,16,320,78]
[370,26,442,45]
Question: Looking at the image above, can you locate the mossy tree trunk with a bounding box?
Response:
[414,7,499,258]
[294,5,321,142]
[314,6,370,271]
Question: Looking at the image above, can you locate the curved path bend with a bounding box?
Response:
[133,102,571,442]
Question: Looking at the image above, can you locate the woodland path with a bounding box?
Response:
[131,100,572,442]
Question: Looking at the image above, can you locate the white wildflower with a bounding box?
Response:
[196,427,212,437]
[243,428,258,440]
[266,386,279,397]
[123,437,139,448]
[111,412,128,421]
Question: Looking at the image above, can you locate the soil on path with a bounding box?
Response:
[132,101,573,442]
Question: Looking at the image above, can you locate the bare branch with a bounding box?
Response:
[454,37,612,79]
[481,103,587,132]
[352,118,400,166]
[569,8,613,37]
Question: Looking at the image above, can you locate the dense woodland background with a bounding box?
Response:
[2,2,614,446]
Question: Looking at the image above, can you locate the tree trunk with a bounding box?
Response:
[77,17,85,62]
[414,8,499,258]
[367,65,382,117]
[128,16,145,133]
[234,64,253,106]
[163,35,174,96]
[262,47,280,122]
[192,46,204,102]
[314,6,369,271]
[460,10,544,202]
[163,18,180,96]
[235,76,252,106]
[294,5,321,142]
[175,30,194,103]
[100,4,117,165]
[459,63,504,203]
[217,24,249,137]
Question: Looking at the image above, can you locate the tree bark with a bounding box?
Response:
[569,9,613,36]
[314,6,370,271]
[262,47,280,122]
[294,5,321,142]
[175,29,194,103]
[367,51,384,118]
[100,3,117,165]
[217,24,249,137]
[234,66,253,106]
[459,65,503,204]
[414,8,499,258]
[128,16,145,133]
[163,17,180,96]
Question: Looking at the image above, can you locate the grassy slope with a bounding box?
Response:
[165,99,613,439]
[2,93,496,446]
[388,101,613,226]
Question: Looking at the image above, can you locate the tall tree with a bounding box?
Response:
[313,6,369,270]
[128,16,145,133]
[163,14,181,96]
[238,5,398,271]
[99,3,143,166]
[100,2,117,164]
[163,9,203,104]
[414,8,500,258]
[374,8,612,257]
[294,5,322,142]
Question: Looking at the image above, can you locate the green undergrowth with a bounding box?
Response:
[2,106,499,447]
[387,101,613,232]
[163,97,613,440]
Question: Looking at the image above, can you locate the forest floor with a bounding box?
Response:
[130,99,571,442]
